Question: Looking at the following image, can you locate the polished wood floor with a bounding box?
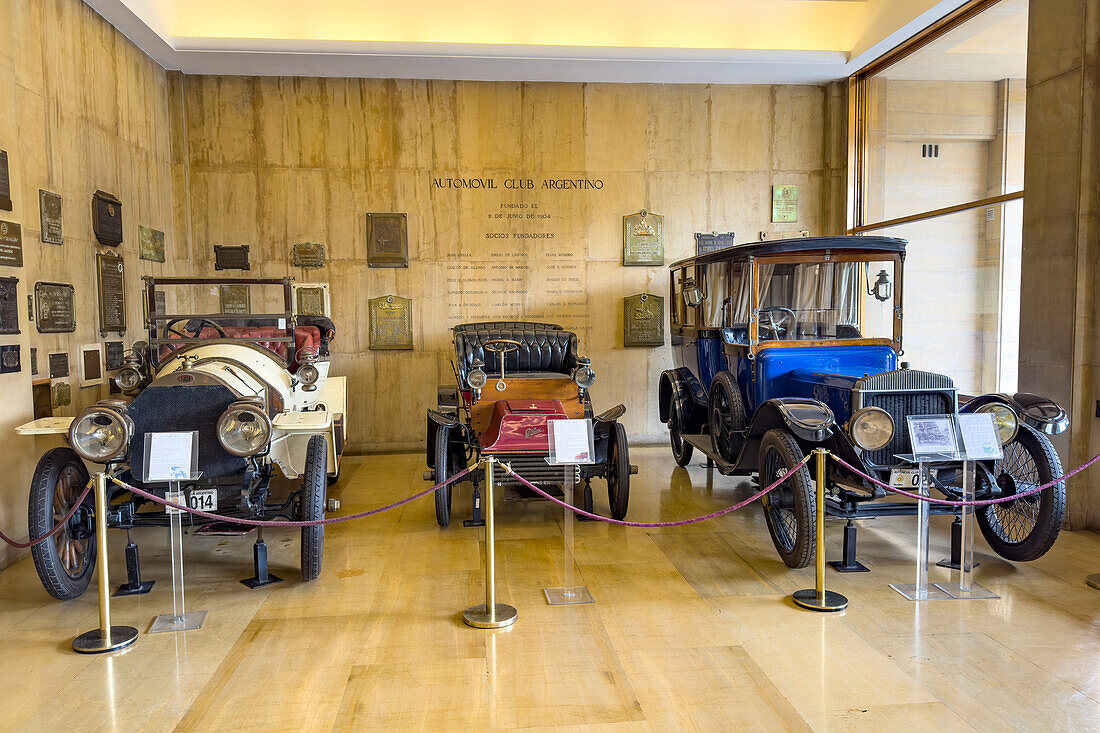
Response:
[1,447,1098,731]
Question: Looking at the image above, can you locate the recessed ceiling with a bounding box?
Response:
[86,0,987,83]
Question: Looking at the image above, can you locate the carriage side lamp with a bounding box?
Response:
[869,269,892,302]
[573,356,596,397]
[467,358,488,399]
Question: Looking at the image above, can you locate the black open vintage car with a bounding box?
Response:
[659,236,1068,568]
[426,321,635,526]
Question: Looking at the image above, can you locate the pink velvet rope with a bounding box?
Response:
[110,467,474,527]
[0,481,93,549]
[830,452,1100,507]
[499,455,812,527]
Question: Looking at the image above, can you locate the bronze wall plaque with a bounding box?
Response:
[214,244,250,271]
[138,225,165,262]
[0,345,19,374]
[96,252,126,336]
[48,352,68,379]
[30,347,37,375]
[33,380,52,419]
[623,210,664,266]
[39,190,63,245]
[0,276,18,335]
[91,190,123,246]
[623,293,665,347]
[366,213,409,268]
[368,295,413,349]
[296,286,326,316]
[0,220,23,267]
[219,284,251,314]
[52,381,71,408]
[292,242,326,268]
[0,151,10,210]
[34,282,75,333]
[105,340,124,370]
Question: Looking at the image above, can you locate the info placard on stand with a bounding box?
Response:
[889,414,1000,602]
[144,431,210,633]
[543,419,595,606]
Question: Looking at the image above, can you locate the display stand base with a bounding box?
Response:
[1085,573,1100,590]
[462,603,517,629]
[114,580,155,596]
[73,626,139,654]
[933,582,999,599]
[241,574,283,589]
[544,586,594,605]
[149,611,207,634]
[792,589,848,612]
[889,583,954,601]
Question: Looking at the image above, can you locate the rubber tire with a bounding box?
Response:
[976,423,1065,561]
[669,401,694,467]
[708,372,747,464]
[434,424,455,527]
[28,448,94,601]
[606,422,631,520]
[300,435,327,581]
[758,429,816,569]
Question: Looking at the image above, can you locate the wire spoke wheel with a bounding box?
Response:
[757,429,815,568]
[707,372,745,464]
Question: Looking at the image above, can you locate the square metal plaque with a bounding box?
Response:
[771,185,798,223]
[48,352,69,379]
[219,284,251,314]
[92,190,123,246]
[214,245,250,271]
[0,276,18,335]
[292,242,326,268]
[105,340,124,370]
[39,190,63,245]
[0,220,23,267]
[623,209,664,266]
[52,381,71,408]
[139,225,165,263]
[35,282,76,333]
[366,213,409,268]
[0,344,20,374]
[368,294,413,349]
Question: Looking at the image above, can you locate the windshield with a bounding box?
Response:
[741,259,897,342]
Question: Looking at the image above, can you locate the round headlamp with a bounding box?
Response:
[573,357,596,389]
[977,403,1019,444]
[69,405,132,463]
[216,402,272,457]
[298,363,320,392]
[467,362,488,390]
[848,406,895,451]
[114,366,143,392]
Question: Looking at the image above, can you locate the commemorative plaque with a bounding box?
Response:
[34,282,76,333]
[139,225,165,262]
[105,340,124,370]
[366,213,409,268]
[695,232,737,256]
[48,352,69,379]
[0,151,10,210]
[295,284,328,317]
[96,252,126,336]
[30,347,37,375]
[623,293,664,347]
[292,242,326,269]
[52,381,71,408]
[39,191,63,245]
[623,210,664,266]
[91,190,123,246]
[33,381,51,419]
[219,284,251,314]
[368,295,413,349]
[771,185,798,223]
[0,221,23,267]
[0,345,20,374]
[0,276,18,335]
[214,244,250,271]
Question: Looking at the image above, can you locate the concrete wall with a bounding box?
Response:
[1021,0,1100,530]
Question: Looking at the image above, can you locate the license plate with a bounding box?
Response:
[188,488,218,512]
[888,468,935,489]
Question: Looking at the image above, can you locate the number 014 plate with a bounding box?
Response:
[188,488,217,511]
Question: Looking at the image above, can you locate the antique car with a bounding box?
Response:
[427,321,634,526]
[17,276,346,601]
[659,236,1068,568]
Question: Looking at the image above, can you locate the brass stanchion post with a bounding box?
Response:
[463,456,517,629]
[73,472,139,653]
[792,449,848,612]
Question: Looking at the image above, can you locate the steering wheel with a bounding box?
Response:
[758,307,796,340]
[482,338,521,355]
[163,317,228,341]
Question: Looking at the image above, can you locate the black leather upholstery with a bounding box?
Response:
[454,325,578,381]
[453,321,562,334]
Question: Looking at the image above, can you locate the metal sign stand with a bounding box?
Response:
[149,480,208,633]
[890,460,953,601]
[934,460,998,600]
[544,463,594,605]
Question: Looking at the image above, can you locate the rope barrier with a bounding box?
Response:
[500,455,812,527]
[108,467,474,527]
[831,452,1100,507]
[0,480,93,549]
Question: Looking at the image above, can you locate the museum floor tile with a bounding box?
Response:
[1,447,1098,731]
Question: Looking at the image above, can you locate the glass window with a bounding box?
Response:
[670,269,683,325]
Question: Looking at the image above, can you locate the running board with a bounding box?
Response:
[682,435,741,475]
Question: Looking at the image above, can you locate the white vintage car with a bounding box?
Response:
[16,276,347,600]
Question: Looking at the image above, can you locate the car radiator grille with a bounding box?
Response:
[862,392,955,468]
[492,453,569,490]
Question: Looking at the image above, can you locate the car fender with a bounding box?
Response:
[426,410,467,469]
[269,411,337,479]
[961,393,1069,435]
[658,368,707,432]
[746,398,835,443]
